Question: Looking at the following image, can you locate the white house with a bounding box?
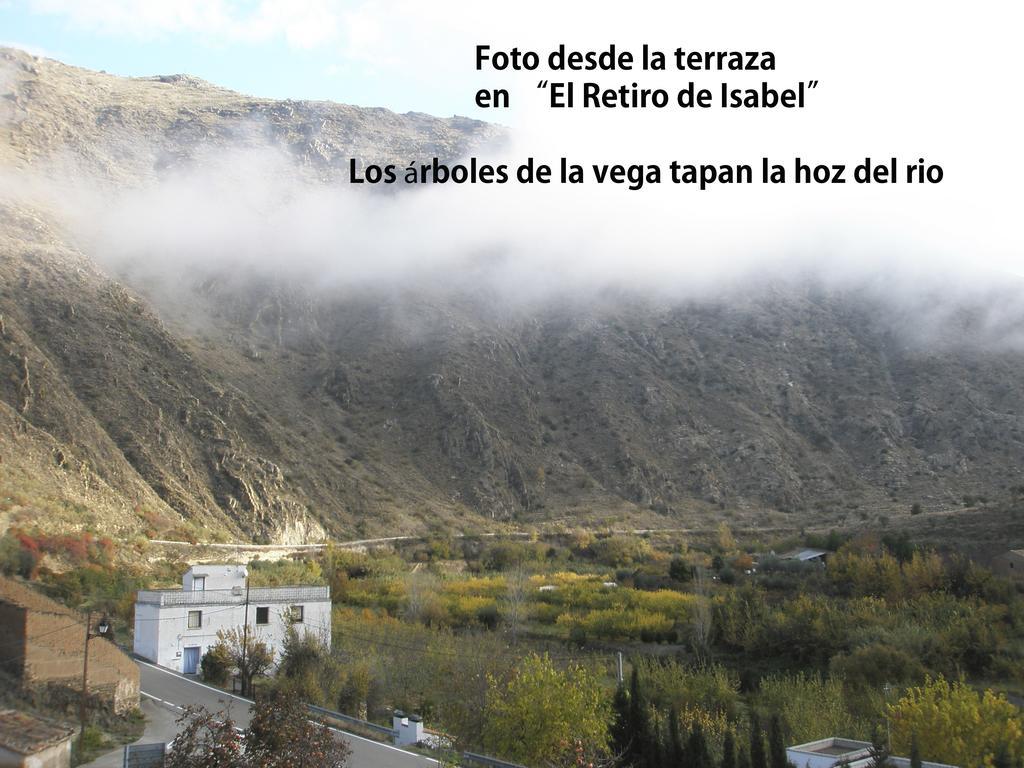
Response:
[133,564,331,675]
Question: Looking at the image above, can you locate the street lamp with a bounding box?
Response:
[78,612,112,752]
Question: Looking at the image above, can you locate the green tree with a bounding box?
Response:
[889,677,1024,767]
[214,627,274,698]
[670,556,694,582]
[276,625,342,707]
[278,624,327,680]
[483,653,610,767]
[200,644,232,686]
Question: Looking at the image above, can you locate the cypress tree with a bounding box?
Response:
[668,708,684,768]
[749,715,768,768]
[721,731,737,768]
[685,724,711,768]
[649,720,668,768]
[909,734,922,768]
[768,714,790,768]
[610,683,632,763]
[992,741,1012,768]
[628,668,654,768]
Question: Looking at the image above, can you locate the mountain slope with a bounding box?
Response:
[2,48,1023,544]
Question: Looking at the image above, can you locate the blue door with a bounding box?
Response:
[183,646,201,674]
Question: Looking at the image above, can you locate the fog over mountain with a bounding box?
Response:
[2,47,1024,548]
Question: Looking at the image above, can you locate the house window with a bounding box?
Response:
[255,607,269,625]
[192,576,206,592]
[290,605,304,623]
[187,610,202,629]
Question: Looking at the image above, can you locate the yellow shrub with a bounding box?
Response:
[558,608,673,639]
[632,589,696,618]
[444,575,507,598]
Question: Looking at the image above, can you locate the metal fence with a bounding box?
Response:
[306,703,397,740]
[123,742,166,768]
[305,703,522,768]
[461,751,528,768]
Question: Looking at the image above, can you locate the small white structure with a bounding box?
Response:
[787,737,959,768]
[780,548,830,564]
[133,564,331,674]
[391,711,424,747]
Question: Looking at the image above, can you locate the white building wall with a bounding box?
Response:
[132,602,161,663]
[183,564,247,592]
[786,754,847,768]
[134,595,331,673]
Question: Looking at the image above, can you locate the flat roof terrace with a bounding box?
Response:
[136,585,329,607]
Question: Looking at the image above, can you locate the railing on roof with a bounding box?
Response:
[135,585,329,607]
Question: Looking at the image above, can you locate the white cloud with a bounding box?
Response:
[7,0,1024,299]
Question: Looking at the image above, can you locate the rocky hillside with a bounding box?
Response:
[2,48,1024,545]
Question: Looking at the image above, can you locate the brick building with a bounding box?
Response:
[0,577,139,714]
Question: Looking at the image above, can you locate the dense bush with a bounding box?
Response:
[828,643,925,691]
[634,659,741,721]
[757,672,867,744]
[481,541,549,571]
[587,536,652,567]
[201,644,233,686]
[0,528,116,578]
[248,558,324,587]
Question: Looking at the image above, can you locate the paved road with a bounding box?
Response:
[82,697,179,767]
[136,660,437,768]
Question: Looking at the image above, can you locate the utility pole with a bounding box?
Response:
[78,610,92,751]
[240,572,250,697]
[78,612,109,752]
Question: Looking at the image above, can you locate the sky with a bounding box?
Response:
[0,0,491,115]
[2,0,1023,291]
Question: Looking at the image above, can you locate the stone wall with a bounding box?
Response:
[0,577,140,714]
